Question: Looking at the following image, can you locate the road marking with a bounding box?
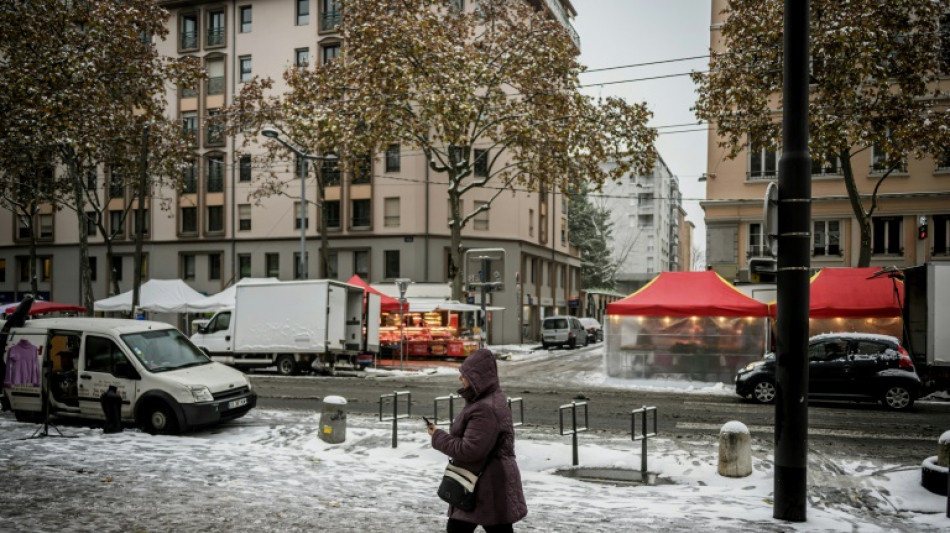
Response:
[675,422,935,441]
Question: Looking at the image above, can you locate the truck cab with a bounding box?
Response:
[3,318,256,434]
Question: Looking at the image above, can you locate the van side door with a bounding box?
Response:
[78,334,140,421]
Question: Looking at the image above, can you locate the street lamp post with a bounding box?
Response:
[395,278,412,371]
[261,128,337,279]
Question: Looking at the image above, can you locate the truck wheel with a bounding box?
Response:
[750,378,777,404]
[275,355,297,376]
[881,385,914,410]
[141,402,179,435]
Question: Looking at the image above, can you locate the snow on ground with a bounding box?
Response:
[1,407,947,532]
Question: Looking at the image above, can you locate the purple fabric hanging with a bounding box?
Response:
[4,339,40,387]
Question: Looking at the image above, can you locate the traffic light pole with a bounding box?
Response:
[774,0,811,522]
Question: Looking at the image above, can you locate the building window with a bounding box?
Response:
[352,199,371,228]
[208,253,222,280]
[265,253,280,277]
[473,201,489,230]
[748,222,765,257]
[207,206,223,233]
[450,0,465,12]
[17,257,29,282]
[207,155,224,192]
[294,201,309,229]
[180,13,198,50]
[384,250,400,279]
[182,160,197,193]
[132,209,149,236]
[182,112,198,145]
[528,209,534,237]
[813,220,841,256]
[111,256,123,282]
[206,109,223,145]
[748,139,778,179]
[321,0,340,31]
[238,254,251,278]
[108,169,124,199]
[872,216,903,255]
[293,252,308,279]
[934,215,950,255]
[637,192,654,207]
[207,9,225,47]
[321,42,341,64]
[38,214,53,240]
[870,130,906,173]
[181,207,197,234]
[474,149,489,177]
[323,155,341,185]
[352,154,371,184]
[239,56,252,82]
[88,256,96,281]
[324,200,340,229]
[206,57,225,95]
[84,211,97,237]
[109,211,125,236]
[296,0,310,25]
[181,254,196,280]
[239,155,252,182]
[325,251,339,279]
[85,168,97,190]
[239,5,252,33]
[385,144,400,172]
[811,153,840,176]
[238,204,251,231]
[354,250,369,279]
[384,197,400,227]
[560,217,567,246]
[941,13,950,72]
[295,47,309,68]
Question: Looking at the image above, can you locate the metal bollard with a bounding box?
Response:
[631,405,657,475]
[507,397,524,428]
[433,393,462,426]
[378,390,411,448]
[558,401,589,466]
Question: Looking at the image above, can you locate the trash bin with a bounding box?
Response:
[100,385,123,434]
[319,395,347,444]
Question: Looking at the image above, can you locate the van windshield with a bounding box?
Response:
[121,329,211,373]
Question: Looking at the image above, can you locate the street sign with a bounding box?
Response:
[464,248,505,292]
[763,181,778,257]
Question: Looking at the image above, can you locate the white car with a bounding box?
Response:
[541,316,589,350]
[578,318,603,343]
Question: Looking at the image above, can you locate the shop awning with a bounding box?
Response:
[767,267,904,319]
[606,271,770,317]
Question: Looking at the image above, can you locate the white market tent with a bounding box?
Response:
[187,278,279,313]
[94,279,207,313]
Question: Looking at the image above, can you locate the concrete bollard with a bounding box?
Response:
[319,395,347,444]
[718,421,752,478]
[938,430,950,467]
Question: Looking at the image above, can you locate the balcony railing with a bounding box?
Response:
[207,76,224,95]
[542,0,580,50]
[206,28,224,47]
[321,10,341,31]
[180,31,197,50]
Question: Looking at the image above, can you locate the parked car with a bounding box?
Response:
[578,317,603,343]
[735,332,921,410]
[541,316,588,350]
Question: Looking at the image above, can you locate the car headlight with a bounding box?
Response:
[190,386,214,402]
[741,362,762,373]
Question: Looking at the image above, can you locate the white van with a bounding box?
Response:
[2,318,256,434]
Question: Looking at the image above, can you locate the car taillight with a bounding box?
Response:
[568,332,575,339]
[898,349,914,370]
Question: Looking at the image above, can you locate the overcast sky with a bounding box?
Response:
[574,1,712,261]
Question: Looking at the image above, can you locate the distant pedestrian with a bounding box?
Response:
[427,348,527,533]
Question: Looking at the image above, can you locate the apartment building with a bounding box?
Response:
[597,155,688,295]
[0,0,583,344]
[703,1,950,283]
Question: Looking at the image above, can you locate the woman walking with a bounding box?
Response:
[428,348,528,532]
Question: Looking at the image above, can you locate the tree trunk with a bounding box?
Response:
[68,157,95,316]
[27,214,38,297]
[448,184,463,301]
[316,161,329,279]
[840,150,871,267]
[132,125,149,314]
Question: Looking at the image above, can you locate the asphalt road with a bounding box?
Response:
[250,345,950,466]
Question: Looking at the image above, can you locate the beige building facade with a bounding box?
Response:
[0,0,584,344]
[703,0,950,282]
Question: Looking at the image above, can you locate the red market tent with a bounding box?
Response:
[0,300,86,316]
[345,275,404,313]
[606,271,770,317]
[768,267,904,319]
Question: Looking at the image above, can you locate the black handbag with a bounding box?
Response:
[437,436,501,511]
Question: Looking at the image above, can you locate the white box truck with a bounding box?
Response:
[903,263,950,393]
[2,318,256,434]
[190,280,381,375]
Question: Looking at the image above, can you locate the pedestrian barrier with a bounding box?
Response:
[507,397,524,428]
[631,405,657,476]
[378,390,411,448]
[433,393,462,426]
[559,401,589,466]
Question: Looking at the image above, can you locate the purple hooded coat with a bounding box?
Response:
[431,349,528,526]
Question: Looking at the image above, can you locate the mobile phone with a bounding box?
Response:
[422,416,432,426]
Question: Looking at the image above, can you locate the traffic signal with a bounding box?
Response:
[918,224,928,240]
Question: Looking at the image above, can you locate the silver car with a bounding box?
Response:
[541,316,589,350]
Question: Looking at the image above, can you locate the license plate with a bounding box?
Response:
[227,398,248,409]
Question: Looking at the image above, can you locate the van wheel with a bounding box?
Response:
[568,338,577,349]
[141,402,179,435]
[275,355,297,376]
[13,410,43,424]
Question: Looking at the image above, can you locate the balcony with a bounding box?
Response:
[321,10,341,31]
[207,27,224,47]
[180,31,197,50]
[533,0,580,51]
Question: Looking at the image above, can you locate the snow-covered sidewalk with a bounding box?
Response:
[0,408,946,532]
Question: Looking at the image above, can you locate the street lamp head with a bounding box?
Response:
[261,127,280,139]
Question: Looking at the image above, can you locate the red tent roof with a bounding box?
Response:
[767,267,903,319]
[0,300,86,316]
[606,271,769,317]
[345,275,403,313]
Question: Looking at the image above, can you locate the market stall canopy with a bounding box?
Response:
[767,267,904,319]
[346,275,403,313]
[0,300,85,316]
[436,300,503,312]
[187,278,279,312]
[606,271,770,317]
[94,279,206,313]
